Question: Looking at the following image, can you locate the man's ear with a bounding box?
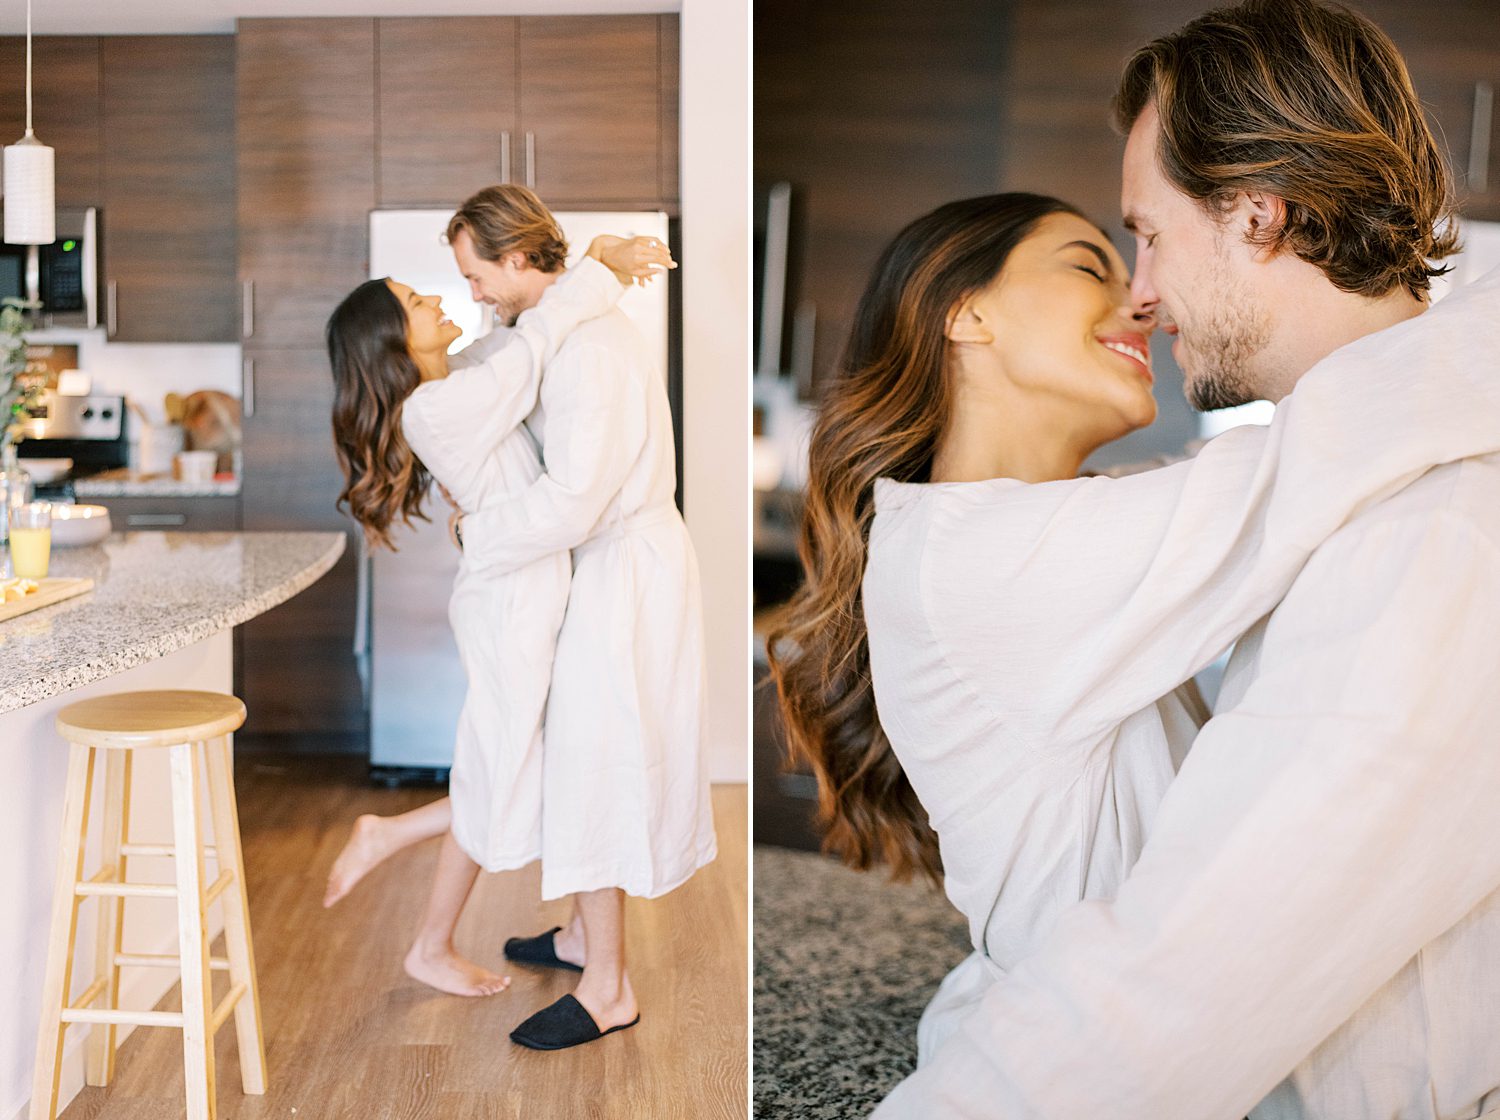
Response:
[1234,191,1289,257]
[503,250,530,272]
[946,294,993,345]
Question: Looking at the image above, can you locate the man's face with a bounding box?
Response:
[451,228,531,327]
[1121,103,1271,411]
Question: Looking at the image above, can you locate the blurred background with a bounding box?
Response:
[753,0,1500,849]
[751,3,1500,1114]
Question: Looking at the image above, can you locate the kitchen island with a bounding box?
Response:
[1,531,344,1120]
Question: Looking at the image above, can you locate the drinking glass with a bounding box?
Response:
[9,501,52,580]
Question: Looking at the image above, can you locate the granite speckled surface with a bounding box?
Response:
[754,845,970,1119]
[72,475,241,498]
[0,531,343,713]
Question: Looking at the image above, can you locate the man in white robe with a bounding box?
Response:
[446,186,715,1051]
[873,2,1500,1117]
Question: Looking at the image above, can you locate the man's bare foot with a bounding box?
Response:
[552,920,587,969]
[324,814,390,908]
[403,942,511,997]
[573,971,638,1031]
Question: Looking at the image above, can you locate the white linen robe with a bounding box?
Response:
[865,265,1500,1119]
[458,304,716,901]
[400,257,623,872]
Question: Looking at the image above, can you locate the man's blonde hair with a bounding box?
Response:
[445,185,569,273]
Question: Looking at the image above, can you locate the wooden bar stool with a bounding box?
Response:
[31,691,267,1120]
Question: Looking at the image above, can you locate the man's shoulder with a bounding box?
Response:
[552,308,654,380]
[1331,452,1500,556]
[560,306,644,352]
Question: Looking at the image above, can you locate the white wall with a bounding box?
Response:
[680,0,750,783]
[24,331,242,425]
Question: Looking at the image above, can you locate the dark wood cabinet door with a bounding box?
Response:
[101,36,236,343]
[660,14,680,206]
[236,18,376,350]
[517,16,662,207]
[0,37,100,208]
[377,18,517,207]
[238,348,365,744]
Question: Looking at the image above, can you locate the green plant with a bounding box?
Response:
[0,298,43,447]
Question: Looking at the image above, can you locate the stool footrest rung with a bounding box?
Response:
[76,880,176,898]
[120,843,219,859]
[68,975,109,1011]
[60,1007,185,1028]
[210,983,247,1033]
[203,870,233,905]
[114,952,231,971]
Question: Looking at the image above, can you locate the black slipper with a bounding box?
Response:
[503,926,584,973]
[509,994,640,1051]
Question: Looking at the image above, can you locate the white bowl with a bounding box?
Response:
[49,503,111,548]
[20,457,72,484]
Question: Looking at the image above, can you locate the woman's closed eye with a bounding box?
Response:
[1075,264,1106,282]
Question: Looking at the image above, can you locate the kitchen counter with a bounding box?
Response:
[72,471,241,498]
[0,530,342,713]
[3,529,343,1119]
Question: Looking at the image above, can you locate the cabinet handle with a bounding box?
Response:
[525,131,536,189]
[106,281,118,338]
[241,279,255,339]
[243,357,255,419]
[1471,81,1494,194]
[500,131,512,183]
[126,513,188,528]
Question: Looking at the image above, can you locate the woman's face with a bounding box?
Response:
[951,212,1158,439]
[386,280,463,356]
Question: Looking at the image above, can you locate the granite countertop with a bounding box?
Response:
[0,531,344,713]
[72,472,242,498]
[754,844,970,1119]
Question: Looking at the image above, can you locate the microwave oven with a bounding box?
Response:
[0,207,99,329]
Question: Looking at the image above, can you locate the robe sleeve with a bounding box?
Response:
[873,499,1500,1119]
[457,338,648,575]
[402,258,623,501]
[915,271,1500,747]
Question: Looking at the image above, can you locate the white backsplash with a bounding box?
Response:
[21,328,242,423]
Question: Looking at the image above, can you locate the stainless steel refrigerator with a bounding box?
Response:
[364,208,674,780]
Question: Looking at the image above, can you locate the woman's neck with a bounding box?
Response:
[413,348,450,383]
[929,369,1095,485]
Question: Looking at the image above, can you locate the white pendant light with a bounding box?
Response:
[3,0,55,246]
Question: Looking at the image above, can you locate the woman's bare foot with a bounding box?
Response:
[573,971,638,1031]
[324,814,391,908]
[403,941,511,997]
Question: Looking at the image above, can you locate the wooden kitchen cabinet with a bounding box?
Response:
[237,348,365,746]
[376,18,518,207]
[100,36,237,343]
[374,14,678,211]
[96,495,241,532]
[517,16,664,207]
[236,18,376,351]
[0,37,100,208]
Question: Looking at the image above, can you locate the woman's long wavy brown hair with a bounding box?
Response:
[766,193,1085,883]
[327,279,432,551]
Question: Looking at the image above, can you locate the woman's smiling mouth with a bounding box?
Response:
[1097,334,1154,384]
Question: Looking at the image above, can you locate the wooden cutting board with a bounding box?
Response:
[0,577,95,623]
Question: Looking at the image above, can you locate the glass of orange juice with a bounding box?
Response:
[9,501,51,580]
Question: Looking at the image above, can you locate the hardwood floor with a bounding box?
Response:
[59,756,748,1120]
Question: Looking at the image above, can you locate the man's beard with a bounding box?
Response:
[1180,255,1272,412]
[494,296,524,328]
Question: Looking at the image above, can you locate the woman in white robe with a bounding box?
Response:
[322,237,666,997]
[768,194,1500,1071]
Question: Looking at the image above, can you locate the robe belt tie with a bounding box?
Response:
[574,502,680,556]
